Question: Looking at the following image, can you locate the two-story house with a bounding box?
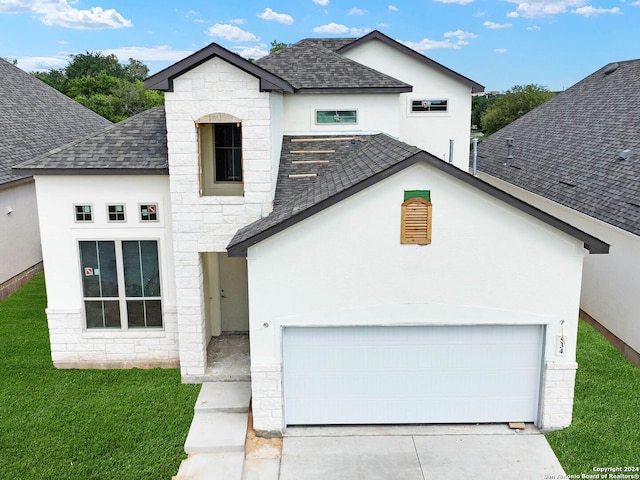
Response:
[15,31,608,436]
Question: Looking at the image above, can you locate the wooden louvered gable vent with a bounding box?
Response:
[401,196,432,245]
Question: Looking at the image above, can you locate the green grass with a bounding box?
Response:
[547,320,640,473]
[0,274,200,480]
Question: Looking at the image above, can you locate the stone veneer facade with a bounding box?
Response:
[164,57,280,377]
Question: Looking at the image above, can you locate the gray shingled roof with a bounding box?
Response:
[14,106,168,174]
[476,59,640,237]
[255,39,412,93]
[227,134,608,256]
[0,58,111,186]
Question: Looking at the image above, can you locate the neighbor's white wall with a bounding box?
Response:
[248,163,586,433]
[343,38,473,169]
[34,175,177,369]
[0,180,42,285]
[164,57,278,376]
[282,93,400,137]
[479,173,640,355]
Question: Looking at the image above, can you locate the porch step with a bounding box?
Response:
[195,381,251,413]
[184,411,249,454]
[173,452,245,480]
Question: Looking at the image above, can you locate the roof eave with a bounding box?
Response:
[337,30,484,93]
[12,167,169,176]
[228,150,609,257]
[293,86,412,94]
[144,43,294,93]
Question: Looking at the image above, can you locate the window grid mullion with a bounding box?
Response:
[114,241,128,331]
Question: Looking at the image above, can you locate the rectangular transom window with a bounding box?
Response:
[316,110,357,124]
[199,122,244,196]
[79,240,162,329]
[411,100,448,113]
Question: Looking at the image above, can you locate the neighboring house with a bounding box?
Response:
[14,30,608,436]
[475,59,640,367]
[0,59,111,300]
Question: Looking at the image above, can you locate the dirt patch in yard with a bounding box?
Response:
[245,405,282,460]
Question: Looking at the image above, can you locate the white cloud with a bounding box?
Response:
[207,23,259,41]
[348,8,365,15]
[350,27,372,36]
[229,18,244,24]
[15,55,67,72]
[257,7,294,24]
[444,29,478,41]
[312,0,329,5]
[631,1,640,5]
[388,4,398,11]
[313,22,349,33]
[495,48,507,53]
[402,38,461,51]
[483,20,512,28]
[377,22,389,27]
[527,24,542,30]
[474,9,488,16]
[0,0,132,29]
[402,30,478,53]
[232,45,270,59]
[572,5,620,15]
[505,0,585,18]
[433,0,475,4]
[102,45,196,63]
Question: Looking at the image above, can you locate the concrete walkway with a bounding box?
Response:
[279,425,566,480]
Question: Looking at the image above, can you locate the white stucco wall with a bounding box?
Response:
[247,163,586,434]
[479,173,640,355]
[164,57,279,375]
[0,180,42,285]
[34,175,177,368]
[342,38,474,170]
[282,93,400,137]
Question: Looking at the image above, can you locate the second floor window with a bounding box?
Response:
[199,121,243,196]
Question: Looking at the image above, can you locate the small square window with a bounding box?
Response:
[140,204,158,222]
[74,204,93,222]
[107,204,126,222]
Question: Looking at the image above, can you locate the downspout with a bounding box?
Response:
[472,138,478,176]
[449,139,454,164]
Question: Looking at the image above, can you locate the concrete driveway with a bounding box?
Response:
[278,425,566,480]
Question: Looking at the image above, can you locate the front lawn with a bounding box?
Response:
[547,320,640,474]
[0,275,200,480]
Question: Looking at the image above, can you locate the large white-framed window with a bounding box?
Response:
[79,240,162,329]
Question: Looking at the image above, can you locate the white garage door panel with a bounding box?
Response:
[283,325,543,425]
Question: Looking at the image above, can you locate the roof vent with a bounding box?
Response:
[504,138,514,166]
[604,63,619,75]
[618,149,633,160]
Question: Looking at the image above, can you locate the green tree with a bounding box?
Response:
[30,52,163,122]
[481,84,554,135]
[269,40,290,53]
[471,95,498,129]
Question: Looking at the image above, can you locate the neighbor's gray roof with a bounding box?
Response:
[0,58,111,186]
[227,134,608,256]
[254,39,412,93]
[13,106,168,175]
[476,59,640,237]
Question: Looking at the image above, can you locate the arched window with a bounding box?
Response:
[196,113,243,196]
[401,196,432,245]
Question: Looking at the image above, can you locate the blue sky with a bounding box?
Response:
[0,0,638,92]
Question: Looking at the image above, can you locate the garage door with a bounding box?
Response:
[283,325,543,425]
